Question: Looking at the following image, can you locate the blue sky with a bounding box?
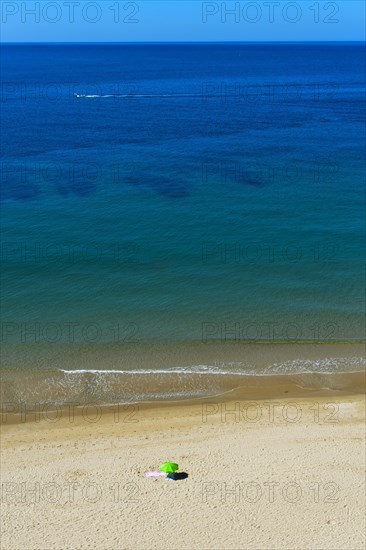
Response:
[1,1,365,42]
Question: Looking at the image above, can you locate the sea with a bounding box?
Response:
[1,43,365,408]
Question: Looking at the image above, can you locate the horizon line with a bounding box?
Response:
[1,40,364,45]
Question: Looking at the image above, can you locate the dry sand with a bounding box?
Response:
[1,387,365,550]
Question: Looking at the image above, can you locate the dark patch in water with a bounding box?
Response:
[231,171,265,188]
[126,173,189,198]
[55,180,96,197]
[243,176,264,187]
[0,180,41,201]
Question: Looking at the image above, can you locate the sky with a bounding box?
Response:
[1,1,365,43]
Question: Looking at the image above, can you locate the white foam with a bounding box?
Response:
[57,357,365,377]
[265,356,365,374]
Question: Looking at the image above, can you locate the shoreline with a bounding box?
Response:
[2,370,364,426]
[1,343,365,417]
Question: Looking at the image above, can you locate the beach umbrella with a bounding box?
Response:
[160,462,178,473]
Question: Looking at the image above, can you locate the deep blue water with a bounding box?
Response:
[1,43,365,350]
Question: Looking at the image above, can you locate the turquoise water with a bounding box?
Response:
[2,165,365,344]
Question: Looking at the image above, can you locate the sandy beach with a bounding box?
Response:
[1,379,365,550]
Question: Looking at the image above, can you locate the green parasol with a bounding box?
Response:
[160,462,179,473]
